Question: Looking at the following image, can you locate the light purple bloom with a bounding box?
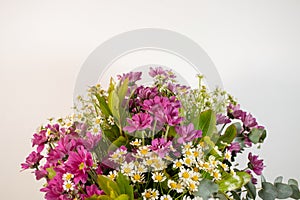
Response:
[149,67,167,77]
[227,142,241,153]
[117,71,142,84]
[123,113,153,133]
[149,138,172,158]
[216,113,231,125]
[248,152,265,175]
[81,132,102,151]
[246,170,258,184]
[175,123,202,144]
[227,104,243,119]
[241,112,258,128]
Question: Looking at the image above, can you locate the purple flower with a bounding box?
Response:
[175,123,202,144]
[248,152,265,175]
[244,136,252,147]
[66,146,93,184]
[82,184,104,199]
[123,113,153,133]
[227,142,241,153]
[149,67,167,77]
[81,132,102,151]
[135,86,159,100]
[227,104,243,119]
[149,138,172,158]
[21,151,43,170]
[241,112,258,128]
[117,71,142,84]
[246,170,258,184]
[216,113,231,125]
[32,130,48,153]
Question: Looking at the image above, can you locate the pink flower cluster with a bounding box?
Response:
[21,123,102,200]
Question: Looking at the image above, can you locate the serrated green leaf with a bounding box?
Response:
[275,183,293,199]
[194,179,218,200]
[248,128,267,144]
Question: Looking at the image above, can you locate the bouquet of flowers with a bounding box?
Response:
[22,67,300,200]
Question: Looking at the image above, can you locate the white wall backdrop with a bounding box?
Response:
[1,0,300,199]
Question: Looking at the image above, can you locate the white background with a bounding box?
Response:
[1,0,300,199]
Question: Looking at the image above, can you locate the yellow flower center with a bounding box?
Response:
[79,162,85,170]
[155,175,163,181]
[170,182,177,189]
[182,172,190,179]
[133,174,141,181]
[65,174,72,181]
[175,161,182,168]
[192,175,199,181]
[145,192,151,198]
[140,149,148,155]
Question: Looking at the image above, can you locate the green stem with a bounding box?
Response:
[164,126,170,140]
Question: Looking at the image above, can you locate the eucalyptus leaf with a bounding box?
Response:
[258,182,277,200]
[245,182,256,199]
[275,183,293,199]
[216,124,237,150]
[194,179,218,200]
[274,176,283,184]
[248,128,266,144]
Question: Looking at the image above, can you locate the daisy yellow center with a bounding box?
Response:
[95,118,101,124]
[133,174,141,181]
[152,191,157,197]
[175,161,182,168]
[185,158,191,165]
[192,175,199,181]
[124,168,131,174]
[194,151,199,157]
[186,151,192,156]
[189,183,196,190]
[145,192,151,198]
[79,162,85,170]
[155,175,163,181]
[65,174,73,181]
[140,149,148,155]
[182,172,190,179]
[93,127,99,133]
[163,198,169,200]
[213,171,220,179]
[65,183,72,189]
[170,182,177,189]
[193,167,199,172]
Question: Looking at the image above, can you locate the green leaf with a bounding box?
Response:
[108,89,120,126]
[194,179,218,200]
[216,124,237,150]
[46,167,56,180]
[245,182,256,199]
[196,109,216,138]
[95,93,112,118]
[108,136,127,152]
[86,195,113,200]
[288,179,299,187]
[115,194,129,200]
[274,176,283,184]
[275,183,293,199]
[248,128,267,144]
[218,171,251,192]
[258,182,277,200]
[116,172,134,200]
[290,185,300,199]
[117,78,129,105]
[97,175,120,197]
